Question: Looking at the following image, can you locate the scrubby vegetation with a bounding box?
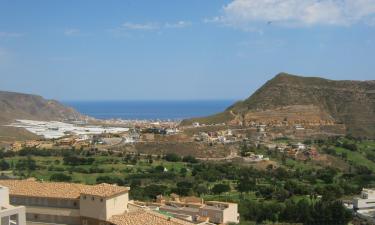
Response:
[1,137,375,224]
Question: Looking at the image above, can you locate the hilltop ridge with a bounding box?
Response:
[0,91,88,141]
[182,73,375,138]
[0,91,86,124]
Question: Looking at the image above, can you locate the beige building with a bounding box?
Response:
[0,180,129,225]
[199,201,239,224]
[0,180,196,225]
[0,185,26,225]
[149,195,239,224]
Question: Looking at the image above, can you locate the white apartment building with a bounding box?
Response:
[0,185,26,225]
[354,188,375,210]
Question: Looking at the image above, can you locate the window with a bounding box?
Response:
[73,202,77,207]
[83,195,86,200]
[92,197,95,201]
[202,211,208,216]
[100,198,104,202]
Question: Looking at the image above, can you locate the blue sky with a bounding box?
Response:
[0,0,375,101]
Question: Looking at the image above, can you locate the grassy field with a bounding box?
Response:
[3,155,189,184]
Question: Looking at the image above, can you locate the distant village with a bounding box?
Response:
[2,118,324,166]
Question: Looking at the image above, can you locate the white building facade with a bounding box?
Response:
[0,186,26,225]
[354,189,375,210]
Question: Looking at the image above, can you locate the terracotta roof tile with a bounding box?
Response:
[0,179,129,199]
[109,210,194,225]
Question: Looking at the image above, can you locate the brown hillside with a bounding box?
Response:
[0,91,85,124]
[183,73,375,138]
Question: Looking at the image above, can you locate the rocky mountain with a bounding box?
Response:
[0,91,86,124]
[182,73,375,138]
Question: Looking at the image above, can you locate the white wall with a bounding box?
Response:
[223,204,239,224]
[106,193,128,219]
[0,186,26,225]
[354,198,375,210]
[0,186,10,206]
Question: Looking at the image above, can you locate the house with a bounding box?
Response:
[200,201,239,224]
[287,149,299,158]
[56,138,76,146]
[305,147,319,159]
[354,188,375,210]
[192,122,200,127]
[0,185,26,225]
[141,194,239,224]
[243,154,269,162]
[0,180,129,225]
[11,142,23,151]
[166,128,180,135]
[0,179,195,225]
[292,142,306,150]
[352,189,375,224]
[24,140,40,148]
[257,125,266,133]
[108,209,195,225]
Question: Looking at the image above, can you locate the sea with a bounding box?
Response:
[63,100,235,121]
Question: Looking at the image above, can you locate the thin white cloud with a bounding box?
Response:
[214,0,375,29]
[0,32,23,38]
[165,21,192,29]
[203,17,222,24]
[119,21,192,31]
[64,29,81,36]
[121,22,160,30]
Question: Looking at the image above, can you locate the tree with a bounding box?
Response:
[143,184,168,199]
[274,167,289,179]
[195,184,209,196]
[237,177,255,196]
[317,167,337,183]
[211,183,230,195]
[296,199,311,222]
[50,173,72,182]
[366,152,375,162]
[0,160,10,170]
[63,156,95,166]
[342,142,358,151]
[182,155,198,163]
[175,181,193,196]
[273,188,290,202]
[164,153,181,162]
[96,175,124,185]
[180,167,188,177]
[16,156,36,171]
[321,184,344,201]
[308,200,352,225]
[154,165,165,173]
